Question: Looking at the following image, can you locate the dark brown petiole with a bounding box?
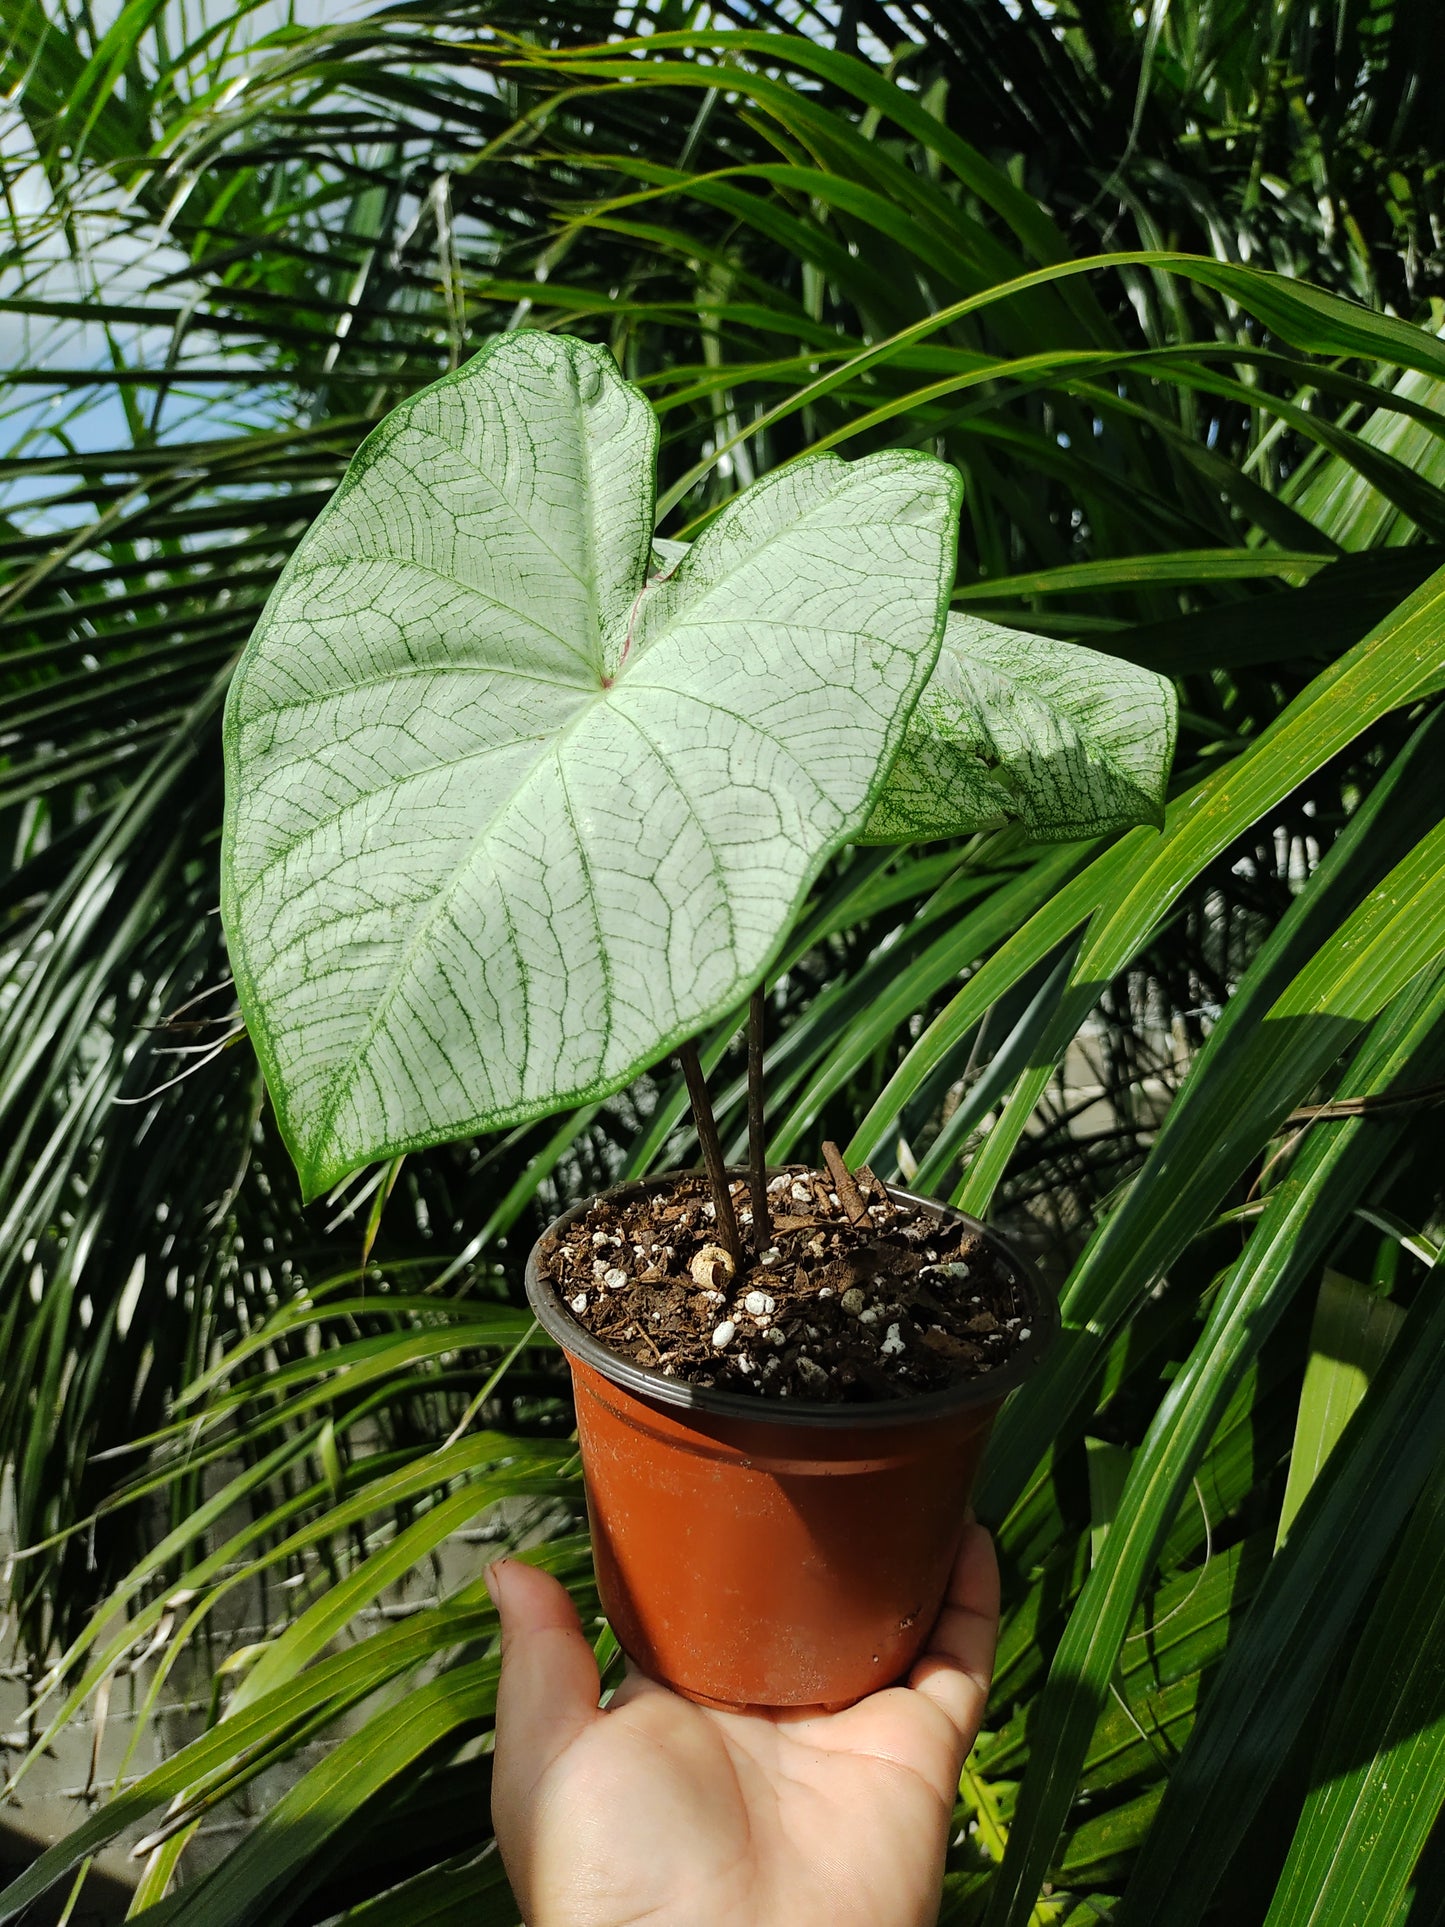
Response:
[679,1039,745,1271]
[747,984,772,1252]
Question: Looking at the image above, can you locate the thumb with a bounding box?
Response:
[488,1558,602,1823]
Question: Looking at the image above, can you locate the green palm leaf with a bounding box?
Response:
[4,6,1445,1919]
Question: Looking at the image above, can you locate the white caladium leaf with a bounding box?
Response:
[222,332,960,1198]
[861,612,1177,843]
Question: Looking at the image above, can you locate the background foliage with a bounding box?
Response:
[2,2,1444,1921]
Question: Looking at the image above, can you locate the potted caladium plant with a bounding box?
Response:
[222,331,1175,1710]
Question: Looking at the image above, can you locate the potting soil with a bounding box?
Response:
[541,1168,1031,1403]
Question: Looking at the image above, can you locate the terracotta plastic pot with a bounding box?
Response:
[525,1171,1056,1712]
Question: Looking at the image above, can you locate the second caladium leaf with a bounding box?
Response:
[862,613,1177,843]
[222,332,960,1198]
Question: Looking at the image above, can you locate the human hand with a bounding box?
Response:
[488,1523,999,1927]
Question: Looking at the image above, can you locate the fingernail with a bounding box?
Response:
[964,1505,977,1524]
[484,1558,510,1609]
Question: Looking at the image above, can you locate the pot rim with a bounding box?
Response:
[525,1166,1059,1430]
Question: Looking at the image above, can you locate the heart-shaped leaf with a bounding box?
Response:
[861,613,1177,843]
[222,332,960,1198]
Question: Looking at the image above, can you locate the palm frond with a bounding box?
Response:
[2,4,1444,1920]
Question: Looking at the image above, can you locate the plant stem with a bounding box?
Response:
[679,1040,744,1271]
[747,984,772,1251]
